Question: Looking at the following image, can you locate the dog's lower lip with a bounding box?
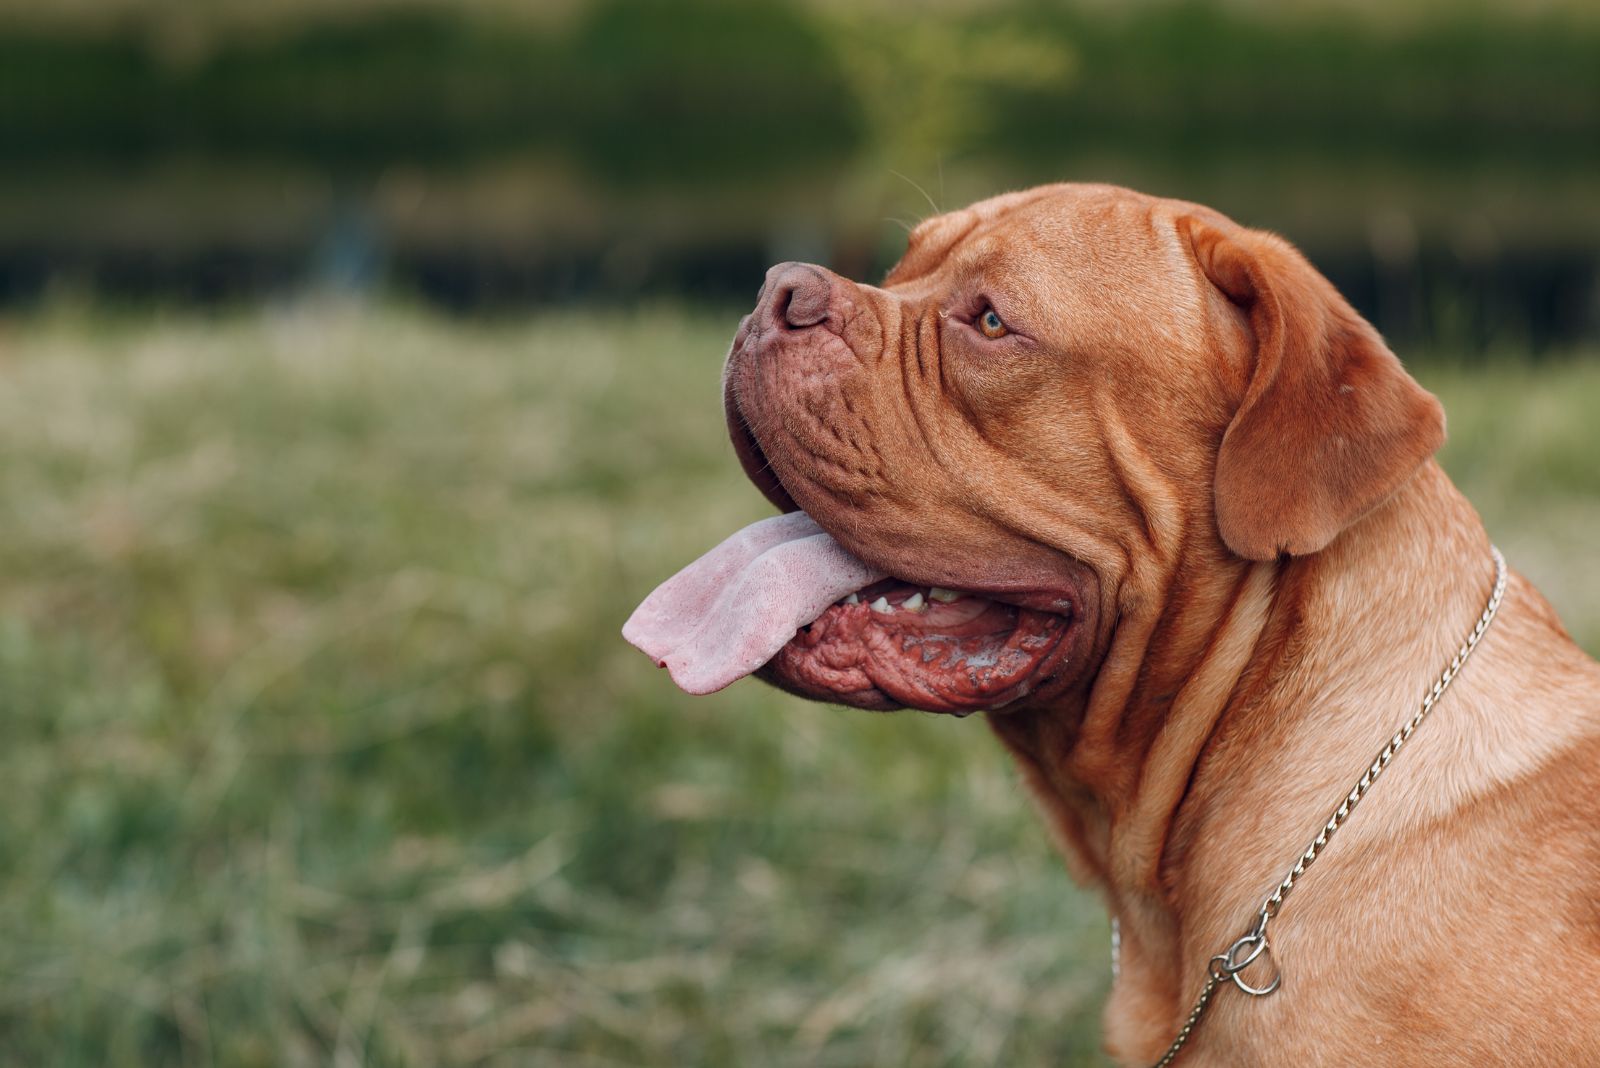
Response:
[770,585,1074,714]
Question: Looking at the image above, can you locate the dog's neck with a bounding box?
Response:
[989,459,1594,1059]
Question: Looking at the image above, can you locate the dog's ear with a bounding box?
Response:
[1179,215,1445,561]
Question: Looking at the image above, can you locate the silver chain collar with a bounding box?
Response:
[1137,546,1508,1068]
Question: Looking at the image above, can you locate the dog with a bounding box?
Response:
[624,184,1600,1065]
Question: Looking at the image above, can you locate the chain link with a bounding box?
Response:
[1146,546,1507,1068]
[1150,975,1220,1068]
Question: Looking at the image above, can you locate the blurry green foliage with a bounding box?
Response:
[0,13,559,169]
[825,11,1079,171]
[978,4,1600,175]
[0,0,1596,344]
[567,0,863,185]
[1,0,1595,183]
[0,1,865,183]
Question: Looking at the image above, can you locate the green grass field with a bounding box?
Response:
[1,305,1596,1067]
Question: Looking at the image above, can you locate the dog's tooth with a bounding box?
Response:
[903,592,925,612]
[844,592,860,605]
[929,587,964,603]
[869,596,893,614]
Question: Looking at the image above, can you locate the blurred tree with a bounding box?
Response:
[825,10,1078,194]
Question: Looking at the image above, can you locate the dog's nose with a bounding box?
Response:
[761,261,835,331]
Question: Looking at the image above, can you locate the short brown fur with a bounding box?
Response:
[724,184,1600,1064]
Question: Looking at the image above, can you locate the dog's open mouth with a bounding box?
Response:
[622,509,1075,715]
[762,576,1073,714]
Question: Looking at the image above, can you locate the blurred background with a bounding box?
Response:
[1,1,1596,1065]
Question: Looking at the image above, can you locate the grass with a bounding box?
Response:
[0,303,1594,1067]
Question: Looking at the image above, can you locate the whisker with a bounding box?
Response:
[888,168,941,218]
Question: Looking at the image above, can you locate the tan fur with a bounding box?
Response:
[732,184,1600,1064]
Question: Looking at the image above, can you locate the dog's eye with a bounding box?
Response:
[978,307,1008,339]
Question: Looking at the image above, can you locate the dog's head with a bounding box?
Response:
[633,183,1443,715]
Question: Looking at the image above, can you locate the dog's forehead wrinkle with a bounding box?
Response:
[891,210,981,285]
[915,208,1175,357]
[908,208,973,247]
[893,194,1067,293]
[892,317,943,468]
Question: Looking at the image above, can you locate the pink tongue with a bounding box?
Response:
[623,512,888,694]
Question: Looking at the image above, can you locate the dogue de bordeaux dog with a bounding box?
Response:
[625,184,1600,1065]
